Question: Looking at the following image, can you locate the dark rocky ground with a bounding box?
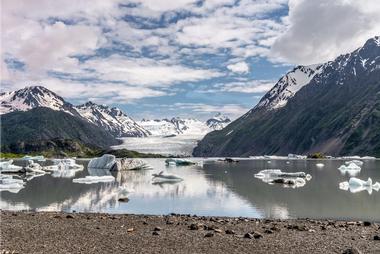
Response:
[1,211,380,254]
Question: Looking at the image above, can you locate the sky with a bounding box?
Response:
[1,0,379,120]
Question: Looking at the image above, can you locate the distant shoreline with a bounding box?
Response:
[1,211,380,253]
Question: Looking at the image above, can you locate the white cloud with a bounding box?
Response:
[174,103,250,119]
[84,56,222,86]
[221,80,274,93]
[271,0,380,64]
[226,62,250,74]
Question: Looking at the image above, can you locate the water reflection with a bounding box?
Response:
[1,158,380,220]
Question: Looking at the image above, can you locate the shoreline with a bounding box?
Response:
[1,211,380,253]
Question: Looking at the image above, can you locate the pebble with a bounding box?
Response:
[154,227,162,231]
[66,215,74,219]
[342,247,362,254]
[244,233,253,239]
[225,229,235,235]
[127,228,134,233]
[204,232,214,238]
[152,231,160,236]
[189,223,201,230]
[264,229,273,234]
[214,229,223,233]
[363,221,371,227]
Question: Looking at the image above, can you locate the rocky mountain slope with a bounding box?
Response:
[194,36,380,157]
[75,102,150,137]
[0,107,120,154]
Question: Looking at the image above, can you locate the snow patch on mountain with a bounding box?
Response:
[0,86,73,115]
[255,64,325,110]
[139,113,231,137]
[75,102,150,137]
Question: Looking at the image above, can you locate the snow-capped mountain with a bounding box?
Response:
[0,86,150,137]
[194,36,380,157]
[139,113,231,137]
[75,102,150,137]
[255,64,325,110]
[206,112,231,130]
[0,86,76,115]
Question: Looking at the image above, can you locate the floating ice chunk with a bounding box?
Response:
[339,177,380,194]
[361,156,376,160]
[345,160,363,166]
[0,160,24,173]
[24,160,45,174]
[316,163,325,168]
[165,158,195,166]
[254,169,311,188]
[288,154,307,160]
[0,174,25,193]
[338,163,361,176]
[22,155,45,162]
[114,158,151,171]
[88,155,117,170]
[43,159,83,176]
[118,186,135,196]
[152,171,183,183]
[72,175,115,184]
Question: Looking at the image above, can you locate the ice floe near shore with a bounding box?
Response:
[339,177,380,194]
[165,158,196,166]
[254,169,312,188]
[0,174,25,193]
[0,160,23,173]
[338,162,361,176]
[73,175,115,184]
[152,171,183,183]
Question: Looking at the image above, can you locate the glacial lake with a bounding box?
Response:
[1,159,380,221]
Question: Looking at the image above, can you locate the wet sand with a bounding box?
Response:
[1,211,380,254]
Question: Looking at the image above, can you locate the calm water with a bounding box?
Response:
[1,159,380,221]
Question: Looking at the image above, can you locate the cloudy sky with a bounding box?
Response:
[1,0,379,120]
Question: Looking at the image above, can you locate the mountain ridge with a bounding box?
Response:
[193,36,380,157]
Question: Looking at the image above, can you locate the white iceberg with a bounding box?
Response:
[0,160,24,173]
[44,158,83,177]
[22,155,46,162]
[339,177,380,194]
[0,174,25,193]
[114,158,151,171]
[152,171,183,183]
[88,154,118,170]
[165,158,195,166]
[72,175,115,184]
[316,163,325,168]
[24,160,45,174]
[254,169,312,188]
[345,160,363,166]
[288,154,307,160]
[338,163,361,176]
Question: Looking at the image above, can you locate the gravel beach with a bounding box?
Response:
[1,211,380,254]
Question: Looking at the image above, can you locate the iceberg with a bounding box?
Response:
[88,154,117,170]
[254,169,312,188]
[0,174,25,193]
[345,160,363,166]
[0,160,24,173]
[316,163,325,168]
[338,163,361,176]
[72,175,115,184]
[152,171,183,183]
[22,155,46,162]
[165,158,195,166]
[288,154,307,160]
[339,177,380,194]
[44,159,83,177]
[113,158,151,171]
[24,160,45,174]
